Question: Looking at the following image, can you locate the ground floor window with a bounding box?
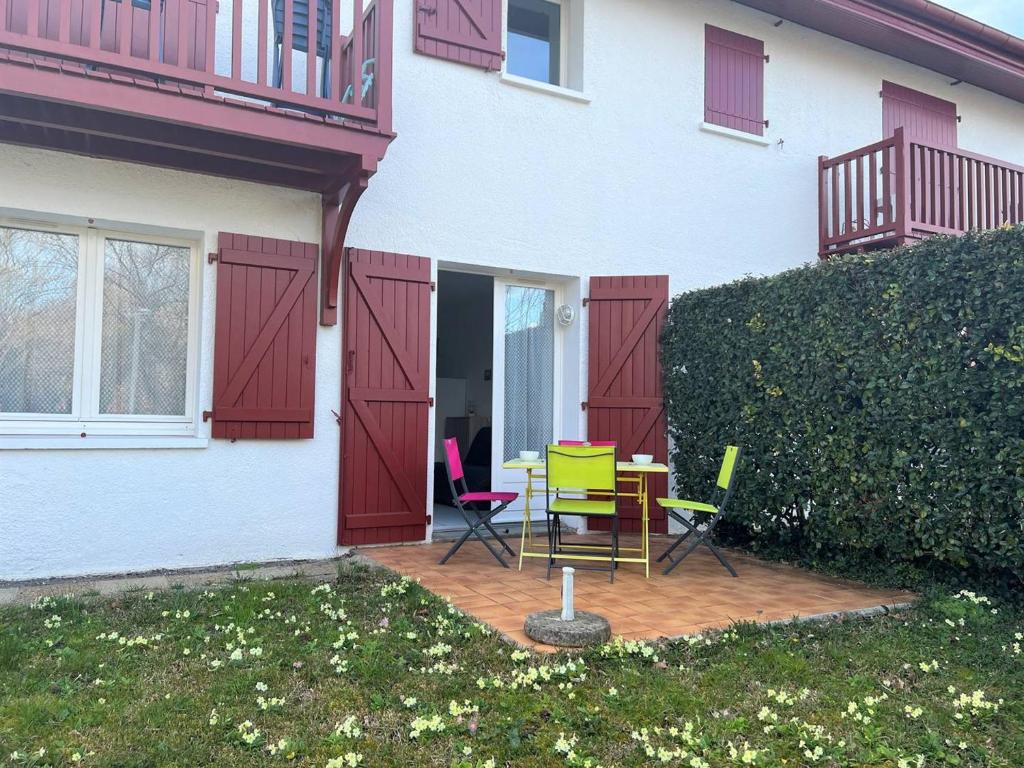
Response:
[0,221,199,436]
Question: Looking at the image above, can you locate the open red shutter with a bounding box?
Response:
[339,249,431,545]
[162,0,210,70]
[882,80,957,147]
[586,276,669,534]
[705,24,765,136]
[209,233,318,440]
[415,0,503,71]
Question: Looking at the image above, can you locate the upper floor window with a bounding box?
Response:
[507,0,564,86]
[0,222,199,436]
[704,25,766,137]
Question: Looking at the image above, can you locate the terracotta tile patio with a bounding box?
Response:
[362,534,914,650]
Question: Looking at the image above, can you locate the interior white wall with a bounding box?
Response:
[435,271,494,450]
[3,0,1024,579]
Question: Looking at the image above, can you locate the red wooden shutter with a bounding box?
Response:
[586,276,669,534]
[163,0,210,70]
[209,233,318,440]
[704,24,765,136]
[99,0,153,58]
[339,249,431,545]
[28,0,84,44]
[882,81,957,147]
[415,0,503,71]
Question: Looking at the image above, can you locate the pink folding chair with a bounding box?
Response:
[439,437,518,567]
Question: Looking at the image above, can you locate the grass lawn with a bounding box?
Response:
[0,563,1020,768]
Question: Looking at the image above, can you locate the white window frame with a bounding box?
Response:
[490,277,565,524]
[0,218,202,437]
[502,0,588,100]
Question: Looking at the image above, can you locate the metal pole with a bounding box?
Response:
[561,566,575,621]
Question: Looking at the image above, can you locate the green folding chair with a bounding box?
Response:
[545,444,619,582]
[656,446,742,577]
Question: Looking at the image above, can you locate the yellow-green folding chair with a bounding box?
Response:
[656,446,742,577]
[545,444,619,582]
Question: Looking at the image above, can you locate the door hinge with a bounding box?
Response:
[202,410,214,422]
[581,401,588,411]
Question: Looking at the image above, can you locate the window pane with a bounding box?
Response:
[503,286,555,460]
[99,239,190,416]
[507,0,561,85]
[0,226,79,414]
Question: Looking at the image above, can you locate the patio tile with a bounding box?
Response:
[361,539,914,651]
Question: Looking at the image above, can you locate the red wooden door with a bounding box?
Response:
[163,0,210,70]
[586,276,669,535]
[99,0,156,60]
[882,81,958,223]
[882,80,957,147]
[338,249,432,546]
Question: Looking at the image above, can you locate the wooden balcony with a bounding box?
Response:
[0,0,394,192]
[819,127,1024,258]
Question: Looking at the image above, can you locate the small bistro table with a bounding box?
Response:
[501,458,669,578]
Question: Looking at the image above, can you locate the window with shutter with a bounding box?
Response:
[0,219,201,437]
[704,25,766,137]
[208,233,318,440]
[882,81,958,147]
[507,0,562,85]
[414,0,503,71]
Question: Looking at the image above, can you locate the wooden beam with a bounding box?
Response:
[0,94,350,176]
[0,118,328,191]
[321,171,371,326]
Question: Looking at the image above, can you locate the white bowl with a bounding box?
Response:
[631,454,654,465]
[519,450,540,461]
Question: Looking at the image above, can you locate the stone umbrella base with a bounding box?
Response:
[524,609,611,647]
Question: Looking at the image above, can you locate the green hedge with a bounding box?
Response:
[662,226,1024,593]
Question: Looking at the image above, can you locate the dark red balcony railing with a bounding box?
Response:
[819,127,1024,256]
[0,0,392,134]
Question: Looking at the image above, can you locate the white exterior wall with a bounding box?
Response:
[0,151,339,580]
[3,0,1024,580]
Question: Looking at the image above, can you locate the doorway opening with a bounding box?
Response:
[433,271,495,531]
[433,269,571,534]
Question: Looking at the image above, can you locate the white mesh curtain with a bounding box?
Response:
[502,286,555,460]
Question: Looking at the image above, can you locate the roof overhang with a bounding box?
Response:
[731,0,1024,104]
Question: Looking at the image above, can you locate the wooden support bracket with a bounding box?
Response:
[320,167,372,326]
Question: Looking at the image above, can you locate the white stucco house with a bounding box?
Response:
[1,0,1023,581]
